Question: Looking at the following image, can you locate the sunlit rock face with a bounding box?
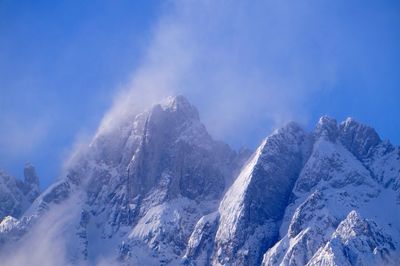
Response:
[212,122,310,265]
[0,97,399,266]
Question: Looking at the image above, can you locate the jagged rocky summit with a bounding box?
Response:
[0,163,40,220]
[0,96,399,266]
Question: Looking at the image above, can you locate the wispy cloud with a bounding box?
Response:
[99,0,339,147]
[0,194,82,266]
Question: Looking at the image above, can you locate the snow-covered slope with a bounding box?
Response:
[262,117,400,266]
[0,97,399,266]
[307,210,397,266]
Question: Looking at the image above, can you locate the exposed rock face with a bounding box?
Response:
[0,97,399,266]
[339,118,381,160]
[22,163,40,203]
[213,123,310,265]
[0,164,40,221]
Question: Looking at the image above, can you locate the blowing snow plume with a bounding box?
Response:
[100,0,338,148]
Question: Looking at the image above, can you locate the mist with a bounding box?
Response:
[0,194,80,266]
[101,0,341,149]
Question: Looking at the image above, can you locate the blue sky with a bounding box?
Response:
[1,0,399,188]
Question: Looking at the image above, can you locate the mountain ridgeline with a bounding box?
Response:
[0,96,399,266]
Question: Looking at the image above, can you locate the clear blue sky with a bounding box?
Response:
[1,0,399,188]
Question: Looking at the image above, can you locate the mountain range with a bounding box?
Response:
[0,95,399,266]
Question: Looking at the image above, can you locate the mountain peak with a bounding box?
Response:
[271,121,304,139]
[317,115,337,126]
[338,117,381,159]
[339,117,377,133]
[314,115,338,141]
[161,94,189,107]
[159,95,200,120]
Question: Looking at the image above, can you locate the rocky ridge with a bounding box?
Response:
[0,97,399,266]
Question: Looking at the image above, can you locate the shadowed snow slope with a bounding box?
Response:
[0,97,399,266]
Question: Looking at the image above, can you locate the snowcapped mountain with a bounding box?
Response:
[0,96,398,266]
[262,117,400,266]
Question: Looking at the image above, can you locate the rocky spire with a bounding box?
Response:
[314,116,338,142]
